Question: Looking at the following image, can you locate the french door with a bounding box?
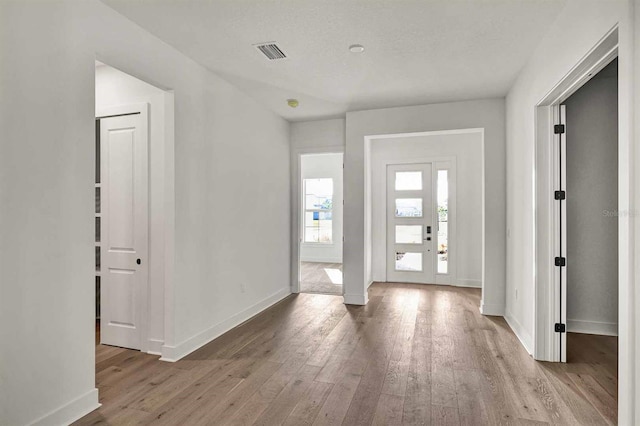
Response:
[386,164,435,283]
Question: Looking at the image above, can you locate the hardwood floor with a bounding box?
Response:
[300,261,343,295]
[76,283,617,425]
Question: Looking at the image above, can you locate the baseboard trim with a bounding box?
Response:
[160,287,291,362]
[567,319,618,336]
[505,311,534,355]
[457,279,482,288]
[147,338,164,355]
[344,292,368,305]
[479,301,504,316]
[29,388,100,426]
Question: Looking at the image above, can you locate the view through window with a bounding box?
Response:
[304,178,333,243]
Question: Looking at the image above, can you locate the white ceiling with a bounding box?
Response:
[102,0,565,122]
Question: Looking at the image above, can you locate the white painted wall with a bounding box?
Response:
[343,99,505,309]
[0,1,290,425]
[95,64,167,353]
[300,153,343,263]
[291,119,346,151]
[370,132,482,287]
[564,65,619,336]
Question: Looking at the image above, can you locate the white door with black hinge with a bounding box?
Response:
[100,111,148,351]
[386,163,434,284]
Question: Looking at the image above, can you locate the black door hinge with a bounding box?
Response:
[554,257,566,267]
[554,323,566,333]
[554,190,565,200]
[554,124,565,134]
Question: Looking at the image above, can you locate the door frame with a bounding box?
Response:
[533,26,624,363]
[382,158,457,285]
[291,146,345,295]
[96,102,150,353]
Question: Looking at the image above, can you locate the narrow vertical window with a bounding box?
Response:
[304,178,333,243]
[437,170,448,274]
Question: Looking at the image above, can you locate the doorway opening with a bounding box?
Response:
[561,58,618,371]
[553,58,619,423]
[94,61,173,356]
[533,26,622,424]
[298,152,344,295]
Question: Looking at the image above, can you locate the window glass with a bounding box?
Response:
[437,170,448,274]
[395,171,422,191]
[304,179,333,243]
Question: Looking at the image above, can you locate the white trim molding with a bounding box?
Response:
[457,279,482,288]
[147,338,164,356]
[160,288,291,362]
[343,292,369,306]
[505,311,534,355]
[567,319,618,336]
[479,302,504,316]
[29,389,100,426]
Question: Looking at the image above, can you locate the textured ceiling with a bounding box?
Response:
[102,0,565,121]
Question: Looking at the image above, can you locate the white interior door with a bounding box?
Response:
[386,163,434,284]
[100,112,148,350]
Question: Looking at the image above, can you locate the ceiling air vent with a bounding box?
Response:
[254,42,287,60]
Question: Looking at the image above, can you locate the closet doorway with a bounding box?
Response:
[94,60,172,355]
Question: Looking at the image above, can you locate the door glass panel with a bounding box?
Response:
[395,171,422,190]
[396,225,422,244]
[395,252,422,271]
[437,170,448,274]
[395,198,422,217]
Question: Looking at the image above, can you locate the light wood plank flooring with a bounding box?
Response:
[300,261,343,295]
[76,283,617,425]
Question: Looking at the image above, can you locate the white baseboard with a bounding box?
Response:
[479,301,504,316]
[147,338,164,355]
[344,292,368,305]
[505,311,534,355]
[160,288,291,362]
[457,279,482,288]
[567,319,618,336]
[29,388,100,426]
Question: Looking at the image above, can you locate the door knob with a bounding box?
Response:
[136,259,141,265]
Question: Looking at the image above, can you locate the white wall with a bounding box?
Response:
[506,0,637,422]
[0,1,290,425]
[291,119,345,151]
[343,99,506,309]
[300,153,343,263]
[564,65,619,336]
[370,132,482,287]
[95,64,167,353]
